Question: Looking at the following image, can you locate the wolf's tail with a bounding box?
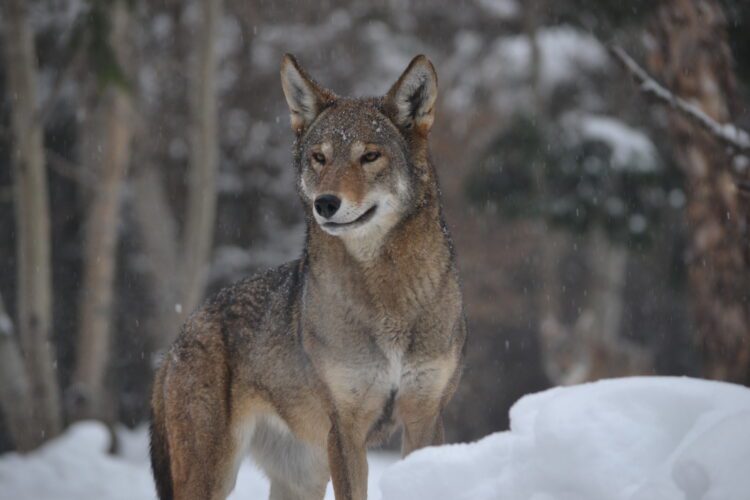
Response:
[149,368,173,500]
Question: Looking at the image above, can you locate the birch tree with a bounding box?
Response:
[0,293,36,450]
[133,0,223,353]
[2,0,62,441]
[180,0,222,319]
[70,1,134,420]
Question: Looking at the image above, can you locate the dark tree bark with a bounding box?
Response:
[649,0,750,383]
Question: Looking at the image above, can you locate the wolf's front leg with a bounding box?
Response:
[398,397,445,456]
[327,416,368,500]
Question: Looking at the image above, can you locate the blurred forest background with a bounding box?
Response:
[1,0,749,453]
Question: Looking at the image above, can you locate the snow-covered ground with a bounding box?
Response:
[381,377,750,500]
[0,421,395,500]
[1,377,749,500]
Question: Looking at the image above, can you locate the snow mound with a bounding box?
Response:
[2,377,748,500]
[381,377,750,500]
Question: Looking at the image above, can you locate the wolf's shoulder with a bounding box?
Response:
[172,260,303,355]
[206,259,303,314]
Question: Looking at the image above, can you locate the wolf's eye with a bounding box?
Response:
[361,151,381,164]
[312,152,326,164]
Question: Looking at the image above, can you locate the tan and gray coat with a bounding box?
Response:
[150,53,467,500]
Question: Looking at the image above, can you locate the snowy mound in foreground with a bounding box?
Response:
[1,377,748,500]
[381,376,750,500]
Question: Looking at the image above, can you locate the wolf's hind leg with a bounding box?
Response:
[250,416,329,500]
[160,348,252,500]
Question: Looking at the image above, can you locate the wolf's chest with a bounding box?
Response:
[381,345,405,391]
[324,339,444,408]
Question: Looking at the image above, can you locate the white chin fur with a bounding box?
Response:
[319,222,362,236]
[316,194,402,261]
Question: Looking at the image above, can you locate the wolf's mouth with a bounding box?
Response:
[323,204,378,230]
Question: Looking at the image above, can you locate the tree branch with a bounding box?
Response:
[46,148,96,187]
[35,48,85,129]
[611,46,750,154]
[610,46,750,197]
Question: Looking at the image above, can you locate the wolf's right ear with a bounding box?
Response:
[280,54,335,135]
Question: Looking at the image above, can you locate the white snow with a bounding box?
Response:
[0,423,154,500]
[381,377,750,500]
[251,10,353,72]
[0,313,13,336]
[0,422,396,500]
[613,48,750,153]
[563,112,660,172]
[475,0,519,19]
[486,26,609,92]
[447,26,610,117]
[2,377,748,500]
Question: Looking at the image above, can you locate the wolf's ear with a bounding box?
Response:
[280,54,336,134]
[384,55,438,135]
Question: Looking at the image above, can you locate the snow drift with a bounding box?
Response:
[381,377,750,500]
[1,377,748,500]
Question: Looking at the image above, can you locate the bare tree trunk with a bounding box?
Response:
[69,3,134,420]
[0,293,37,451]
[542,230,651,385]
[582,230,651,381]
[180,0,222,317]
[649,0,750,383]
[587,230,628,351]
[131,0,222,354]
[522,0,567,360]
[522,0,586,382]
[131,167,181,353]
[2,0,62,440]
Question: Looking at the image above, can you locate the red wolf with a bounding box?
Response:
[150,53,467,500]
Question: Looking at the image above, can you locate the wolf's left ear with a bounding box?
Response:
[384,55,438,135]
[280,54,336,134]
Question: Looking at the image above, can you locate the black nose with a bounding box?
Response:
[314,194,341,219]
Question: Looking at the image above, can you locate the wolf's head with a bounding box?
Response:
[280,54,439,260]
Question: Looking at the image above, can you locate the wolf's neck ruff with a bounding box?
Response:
[305,177,451,319]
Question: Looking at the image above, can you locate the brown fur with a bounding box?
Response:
[150,54,466,500]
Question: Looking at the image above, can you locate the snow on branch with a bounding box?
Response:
[610,46,750,154]
[0,295,14,337]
